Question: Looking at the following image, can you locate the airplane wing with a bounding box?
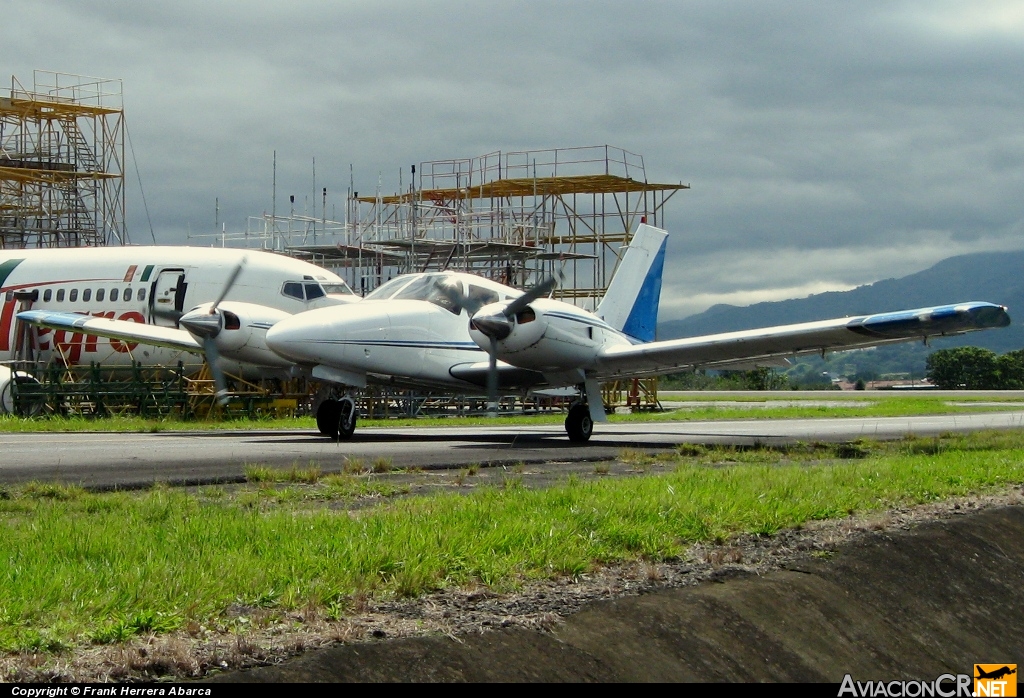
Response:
[590,302,1011,380]
[16,310,202,353]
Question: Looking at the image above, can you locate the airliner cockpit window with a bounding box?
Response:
[304,283,326,300]
[322,282,354,296]
[282,282,304,300]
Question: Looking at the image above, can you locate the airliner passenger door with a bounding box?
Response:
[150,269,187,327]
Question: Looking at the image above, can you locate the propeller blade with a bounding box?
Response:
[433,277,472,313]
[211,258,247,312]
[151,306,183,323]
[486,335,499,416]
[202,336,230,406]
[503,272,561,319]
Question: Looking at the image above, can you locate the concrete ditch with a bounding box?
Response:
[212,504,1024,682]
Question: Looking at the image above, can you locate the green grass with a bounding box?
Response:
[1,430,1023,653]
[615,396,1024,422]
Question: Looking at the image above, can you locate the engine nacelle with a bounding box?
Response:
[0,366,42,416]
[468,299,601,372]
[181,301,295,368]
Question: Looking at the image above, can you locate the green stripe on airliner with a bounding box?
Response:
[0,259,25,290]
[141,264,155,282]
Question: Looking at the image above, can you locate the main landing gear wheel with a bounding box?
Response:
[316,398,357,440]
[565,404,594,443]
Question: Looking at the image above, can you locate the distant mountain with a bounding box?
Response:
[658,250,1024,354]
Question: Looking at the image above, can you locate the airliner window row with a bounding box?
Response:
[26,287,149,304]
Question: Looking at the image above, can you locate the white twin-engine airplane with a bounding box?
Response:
[1,246,358,413]
[7,224,1011,441]
[262,224,1010,441]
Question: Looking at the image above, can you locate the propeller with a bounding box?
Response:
[151,306,184,324]
[466,271,562,415]
[178,258,246,405]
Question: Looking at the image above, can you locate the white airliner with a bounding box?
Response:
[12,225,1012,440]
[1,246,358,413]
[261,224,1011,441]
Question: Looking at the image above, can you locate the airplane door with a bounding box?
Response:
[150,269,188,326]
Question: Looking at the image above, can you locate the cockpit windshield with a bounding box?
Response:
[364,276,416,300]
[363,273,511,315]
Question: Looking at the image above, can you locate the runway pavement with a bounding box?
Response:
[5,410,1024,489]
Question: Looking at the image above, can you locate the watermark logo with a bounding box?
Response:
[975,665,1017,697]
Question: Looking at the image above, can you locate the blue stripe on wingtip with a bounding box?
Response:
[853,302,1010,337]
[621,237,667,343]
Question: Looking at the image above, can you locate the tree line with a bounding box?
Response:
[925,346,1024,389]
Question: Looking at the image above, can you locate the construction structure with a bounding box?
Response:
[229,145,687,308]
[1,71,126,249]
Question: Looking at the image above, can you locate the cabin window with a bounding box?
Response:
[124,288,133,302]
[96,289,104,302]
[110,288,119,302]
[69,289,78,302]
[304,283,326,300]
[282,282,304,300]
[137,288,146,301]
[82,289,92,302]
[56,289,65,302]
[43,289,52,302]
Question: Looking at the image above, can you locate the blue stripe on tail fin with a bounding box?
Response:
[621,236,666,342]
[595,224,669,343]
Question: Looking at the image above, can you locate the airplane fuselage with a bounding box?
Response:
[266,271,637,392]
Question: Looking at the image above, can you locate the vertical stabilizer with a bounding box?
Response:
[596,224,668,342]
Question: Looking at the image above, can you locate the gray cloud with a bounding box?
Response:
[4,1,1022,319]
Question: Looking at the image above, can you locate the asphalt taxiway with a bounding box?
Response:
[4,410,1024,489]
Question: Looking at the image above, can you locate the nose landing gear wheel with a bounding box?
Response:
[316,398,358,440]
[337,397,357,440]
[565,404,594,442]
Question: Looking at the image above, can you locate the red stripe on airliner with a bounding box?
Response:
[0,299,14,352]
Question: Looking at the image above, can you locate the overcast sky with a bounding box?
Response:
[4,1,1023,320]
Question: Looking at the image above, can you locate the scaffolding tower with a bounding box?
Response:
[0,71,126,248]
[226,146,687,307]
